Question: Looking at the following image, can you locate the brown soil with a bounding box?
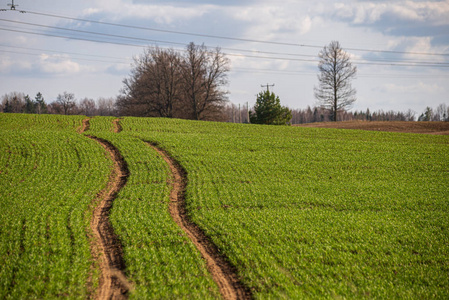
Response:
[147,142,252,300]
[88,135,132,300]
[81,119,131,299]
[80,118,90,133]
[113,118,122,133]
[296,121,449,135]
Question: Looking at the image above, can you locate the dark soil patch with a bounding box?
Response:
[296,121,449,135]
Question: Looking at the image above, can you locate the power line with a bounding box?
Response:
[1,43,448,80]
[3,8,449,57]
[1,44,447,78]
[1,26,448,68]
[0,27,148,48]
[0,18,320,59]
[0,49,130,64]
[0,18,188,47]
[2,41,447,78]
[231,67,449,78]
[3,18,447,66]
[0,44,131,62]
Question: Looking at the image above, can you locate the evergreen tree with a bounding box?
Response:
[3,100,12,113]
[418,107,432,121]
[35,92,47,114]
[249,90,292,125]
[24,95,36,114]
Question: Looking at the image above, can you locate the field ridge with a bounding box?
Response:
[147,142,252,300]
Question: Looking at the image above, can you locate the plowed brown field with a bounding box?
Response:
[296,121,449,135]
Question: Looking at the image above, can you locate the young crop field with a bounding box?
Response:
[1,114,448,299]
[0,114,111,298]
[122,117,449,299]
[86,119,221,299]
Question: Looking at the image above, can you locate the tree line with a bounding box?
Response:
[2,90,448,123]
[1,91,116,116]
[1,40,448,124]
[225,104,449,124]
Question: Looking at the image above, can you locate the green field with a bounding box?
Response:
[1,114,448,299]
[0,114,111,298]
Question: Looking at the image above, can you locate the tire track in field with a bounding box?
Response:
[81,118,131,299]
[113,118,122,133]
[80,118,90,133]
[147,142,252,300]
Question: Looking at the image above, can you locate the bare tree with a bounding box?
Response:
[79,97,97,116]
[97,97,116,116]
[47,102,64,114]
[118,43,229,121]
[149,48,182,117]
[314,41,357,121]
[181,43,229,121]
[434,103,448,121]
[1,92,25,113]
[56,91,76,115]
[119,47,182,117]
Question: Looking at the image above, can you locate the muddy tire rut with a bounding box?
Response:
[81,119,131,299]
[81,118,250,299]
[148,142,252,300]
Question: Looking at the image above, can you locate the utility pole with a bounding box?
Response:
[261,83,275,93]
[238,103,241,123]
[246,101,250,123]
[8,0,17,10]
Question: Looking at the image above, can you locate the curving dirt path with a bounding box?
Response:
[147,142,252,300]
[81,119,132,299]
[80,118,90,133]
[113,118,122,133]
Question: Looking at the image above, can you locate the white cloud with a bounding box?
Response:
[381,82,444,94]
[0,56,14,73]
[0,55,33,73]
[85,0,211,24]
[39,54,81,74]
[332,0,449,25]
[0,54,87,76]
[229,5,313,41]
[300,16,312,35]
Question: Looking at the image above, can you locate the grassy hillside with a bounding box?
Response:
[1,114,448,299]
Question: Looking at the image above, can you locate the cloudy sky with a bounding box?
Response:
[0,0,448,115]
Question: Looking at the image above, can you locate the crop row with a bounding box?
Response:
[86,119,220,299]
[121,117,449,298]
[0,115,111,299]
[1,114,448,299]
[0,113,85,132]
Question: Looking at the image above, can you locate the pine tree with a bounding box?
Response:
[24,95,36,114]
[249,90,292,125]
[35,92,47,114]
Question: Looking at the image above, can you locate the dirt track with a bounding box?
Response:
[81,119,131,299]
[296,121,449,135]
[147,142,252,300]
[113,118,122,133]
[81,118,250,299]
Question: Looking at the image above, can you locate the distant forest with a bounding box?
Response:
[1,91,448,124]
[224,103,448,123]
